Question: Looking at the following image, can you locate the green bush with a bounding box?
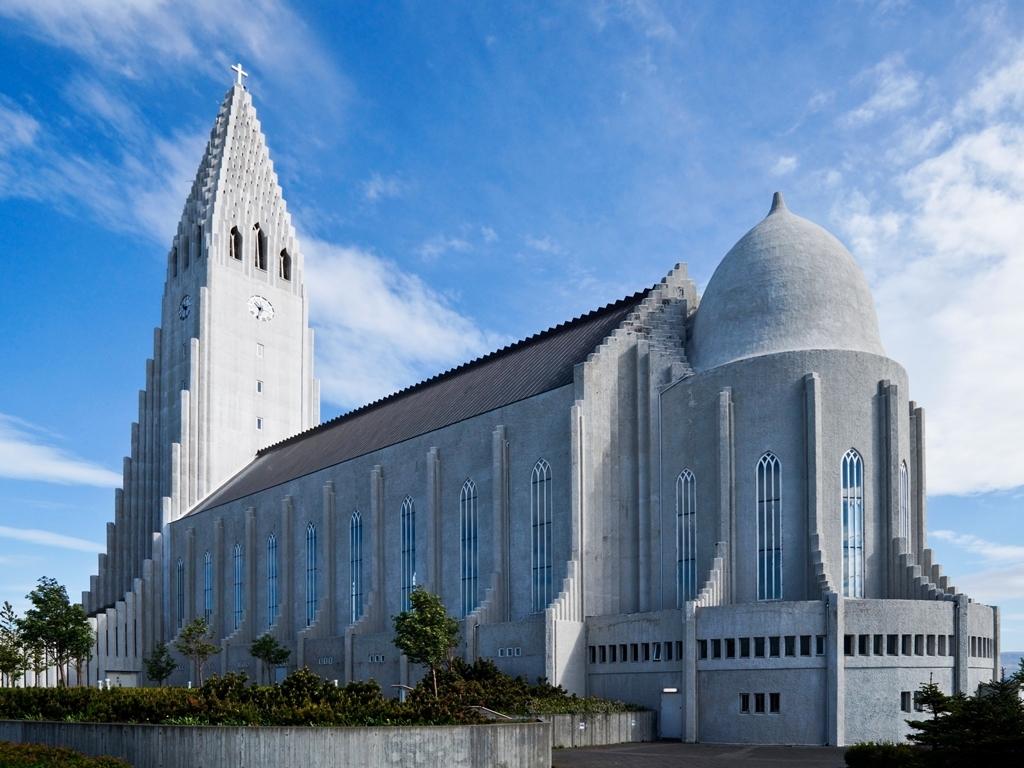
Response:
[0,740,129,767]
[845,742,923,767]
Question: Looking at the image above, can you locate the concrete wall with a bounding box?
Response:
[538,711,656,748]
[0,720,551,768]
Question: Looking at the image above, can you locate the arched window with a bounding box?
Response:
[350,511,363,624]
[230,226,243,261]
[401,497,416,612]
[203,551,212,625]
[756,453,782,601]
[233,542,243,630]
[842,449,865,598]
[170,246,178,278]
[676,469,697,604]
[305,523,317,626]
[254,223,267,271]
[899,460,910,542]
[460,480,479,617]
[279,249,292,281]
[532,459,553,613]
[267,534,278,627]
[176,558,185,629]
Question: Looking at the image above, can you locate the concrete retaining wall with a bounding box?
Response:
[538,710,657,748]
[0,720,551,768]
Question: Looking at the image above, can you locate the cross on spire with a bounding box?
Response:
[231,63,248,85]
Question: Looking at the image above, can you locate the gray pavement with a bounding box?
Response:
[551,742,847,768]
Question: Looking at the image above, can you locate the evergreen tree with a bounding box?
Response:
[173,618,222,685]
[143,641,178,687]
[391,586,460,697]
[249,634,291,683]
[0,601,27,687]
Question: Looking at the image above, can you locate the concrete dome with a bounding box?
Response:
[689,193,885,372]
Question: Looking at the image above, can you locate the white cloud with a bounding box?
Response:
[362,172,409,202]
[954,562,1024,604]
[0,525,103,553]
[417,235,472,260]
[0,414,122,487]
[0,99,39,155]
[771,156,798,176]
[843,55,921,126]
[834,50,1024,494]
[525,235,562,254]
[303,239,506,408]
[481,226,498,243]
[931,530,1024,563]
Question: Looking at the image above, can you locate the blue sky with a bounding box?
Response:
[2,1,1024,651]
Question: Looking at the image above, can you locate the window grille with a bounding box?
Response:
[676,469,697,604]
[899,460,910,541]
[176,558,184,629]
[842,449,864,598]
[306,523,317,626]
[267,534,278,626]
[756,453,782,600]
[460,480,479,617]
[350,511,363,623]
[531,459,553,613]
[203,551,212,624]
[401,497,416,612]
[233,542,243,630]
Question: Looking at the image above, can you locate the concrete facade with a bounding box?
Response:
[79,82,1000,747]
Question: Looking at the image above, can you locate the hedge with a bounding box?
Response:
[0,741,129,767]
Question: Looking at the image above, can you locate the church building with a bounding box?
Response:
[81,76,1000,746]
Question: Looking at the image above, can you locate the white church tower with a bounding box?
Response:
[82,70,318,683]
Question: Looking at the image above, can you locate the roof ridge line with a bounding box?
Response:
[257,288,652,456]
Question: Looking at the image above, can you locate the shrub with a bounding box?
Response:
[845,742,923,767]
[0,740,129,767]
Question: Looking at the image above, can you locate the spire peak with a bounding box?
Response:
[769,191,787,215]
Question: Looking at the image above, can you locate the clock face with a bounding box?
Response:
[247,295,274,321]
[178,295,192,320]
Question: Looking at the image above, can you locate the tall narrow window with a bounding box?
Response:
[306,522,317,626]
[203,551,212,625]
[757,453,783,601]
[267,534,278,626]
[899,460,910,542]
[176,558,185,629]
[350,511,363,623]
[183,232,191,270]
[170,246,178,278]
[842,449,865,598]
[194,225,202,262]
[532,459,553,613]
[676,469,697,604]
[461,480,479,617]
[233,542,243,630]
[401,497,416,612]
[254,223,267,270]
[279,249,292,281]
[230,226,243,261]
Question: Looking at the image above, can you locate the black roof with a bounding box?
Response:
[191,289,649,514]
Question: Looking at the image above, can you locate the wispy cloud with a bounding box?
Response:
[843,55,922,126]
[954,562,1024,604]
[525,235,562,254]
[481,226,499,243]
[931,530,1024,563]
[0,98,39,155]
[417,234,472,260]
[362,172,409,202]
[303,239,506,409]
[0,414,121,487]
[771,156,798,176]
[0,525,103,553]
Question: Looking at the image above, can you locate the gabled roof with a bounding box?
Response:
[190,289,650,514]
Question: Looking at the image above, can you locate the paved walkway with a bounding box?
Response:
[552,742,847,768]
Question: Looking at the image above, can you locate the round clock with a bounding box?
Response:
[178,295,192,320]
[247,295,274,321]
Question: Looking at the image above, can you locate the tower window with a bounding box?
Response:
[899,460,910,542]
[256,418,263,430]
[842,449,865,598]
[175,558,184,629]
[203,551,212,625]
[267,533,278,626]
[254,223,267,271]
[676,469,697,605]
[350,511,363,624]
[401,496,416,612]
[306,522,317,627]
[231,226,243,261]
[256,380,263,393]
[756,453,782,601]
[531,459,553,612]
[233,542,243,631]
[170,246,178,278]
[279,249,292,281]
[460,479,479,617]
[256,343,264,357]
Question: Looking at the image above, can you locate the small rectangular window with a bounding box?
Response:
[631,643,639,662]
[769,693,780,713]
[589,646,596,664]
[653,642,662,661]
[256,417,263,430]
[620,644,628,662]
[676,641,683,660]
[937,634,946,656]
[740,637,751,658]
[913,691,924,712]
[915,635,924,656]
[859,634,869,656]
[769,636,780,657]
[609,644,617,663]
[726,638,736,658]
[740,693,750,713]
[816,635,825,655]
[643,642,650,661]
[257,343,264,357]
[902,634,912,656]
[874,634,884,656]
[754,693,766,713]
[600,645,607,663]
[844,635,854,656]
[514,647,521,657]
[257,380,263,393]
[970,636,977,657]
[181,343,187,358]
[887,634,899,655]
[927,635,935,656]
[498,647,506,657]
[754,637,765,658]
[784,636,795,657]
[698,640,708,659]
[666,641,673,661]
[800,635,811,656]
[712,639,721,659]
[948,635,955,654]
[901,691,912,712]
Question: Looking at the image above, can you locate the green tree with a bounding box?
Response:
[0,601,28,687]
[143,641,178,686]
[16,577,93,687]
[173,617,222,685]
[249,633,291,684]
[392,586,460,697]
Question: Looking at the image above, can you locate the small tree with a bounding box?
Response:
[143,641,178,686]
[249,634,291,683]
[173,617,222,685]
[392,586,460,697]
[17,577,93,687]
[0,601,27,687]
